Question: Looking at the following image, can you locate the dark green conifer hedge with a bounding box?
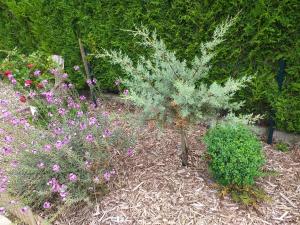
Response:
[0,0,299,132]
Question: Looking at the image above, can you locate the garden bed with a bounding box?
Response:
[55,99,300,225]
[1,84,299,225]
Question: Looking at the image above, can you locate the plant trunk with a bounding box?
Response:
[180,127,189,166]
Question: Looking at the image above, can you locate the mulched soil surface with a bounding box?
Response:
[56,99,300,225]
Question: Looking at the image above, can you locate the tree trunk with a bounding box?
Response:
[180,127,189,166]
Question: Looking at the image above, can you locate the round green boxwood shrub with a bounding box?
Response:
[204,123,265,187]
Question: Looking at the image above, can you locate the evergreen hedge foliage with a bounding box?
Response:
[0,0,299,133]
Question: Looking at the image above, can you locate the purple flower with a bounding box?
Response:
[0,207,5,215]
[55,140,64,150]
[62,73,68,79]
[43,201,51,209]
[88,117,97,126]
[103,171,111,182]
[52,164,60,173]
[127,148,134,157]
[2,147,13,156]
[21,207,28,213]
[58,108,67,116]
[11,78,17,85]
[11,160,19,168]
[73,65,80,71]
[4,136,13,143]
[86,79,92,86]
[86,134,94,142]
[102,129,112,138]
[47,178,61,192]
[79,95,86,101]
[34,70,41,77]
[93,176,100,184]
[37,162,45,169]
[50,68,59,76]
[79,123,87,131]
[123,89,129,96]
[102,111,109,117]
[68,173,78,182]
[44,144,52,152]
[77,111,83,117]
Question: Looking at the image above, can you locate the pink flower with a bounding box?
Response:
[79,123,87,131]
[62,73,68,79]
[43,201,51,209]
[52,164,60,172]
[123,89,129,95]
[55,140,64,150]
[77,111,83,117]
[86,134,94,142]
[58,108,67,116]
[47,178,61,192]
[11,78,17,85]
[44,144,52,152]
[102,129,112,138]
[2,147,13,156]
[88,117,97,126]
[21,206,28,213]
[79,95,86,101]
[86,79,92,86]
[0,207,5,215]
[4,136,13,143]
[103,171,111,182]
[127,148,134,157]
[73,65,80,71]
[34,70,41,76]
[68,173,77,182]
[37,162,45,169]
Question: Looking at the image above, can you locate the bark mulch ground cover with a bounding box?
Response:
[1,85,299,225]
[57,100,300,225]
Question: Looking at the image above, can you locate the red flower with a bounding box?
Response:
[25,80,33,87]
[4,70,12,77]
[20,95,26,103]
[27,64,34,69]
[37,83,44,89]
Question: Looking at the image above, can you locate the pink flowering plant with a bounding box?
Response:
[0,87,134,213]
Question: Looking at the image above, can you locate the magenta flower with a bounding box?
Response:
[86,134,94,142]
[58,108,67,116]
[79,95,86,101]
[44,144,52,152]
[2,147,13,156]
[47,178,61,192]
[52,164,60,173]
[127,148,134,157]
[77,111,83,117]
[102,129,112,138]
[11,78,17,85]
[55,140,64,150]
[43,201,51,209]
[68,173,78,182]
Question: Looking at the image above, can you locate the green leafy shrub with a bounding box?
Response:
[204,123,265,187]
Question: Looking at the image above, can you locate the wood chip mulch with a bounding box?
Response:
[57,100,300,225]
